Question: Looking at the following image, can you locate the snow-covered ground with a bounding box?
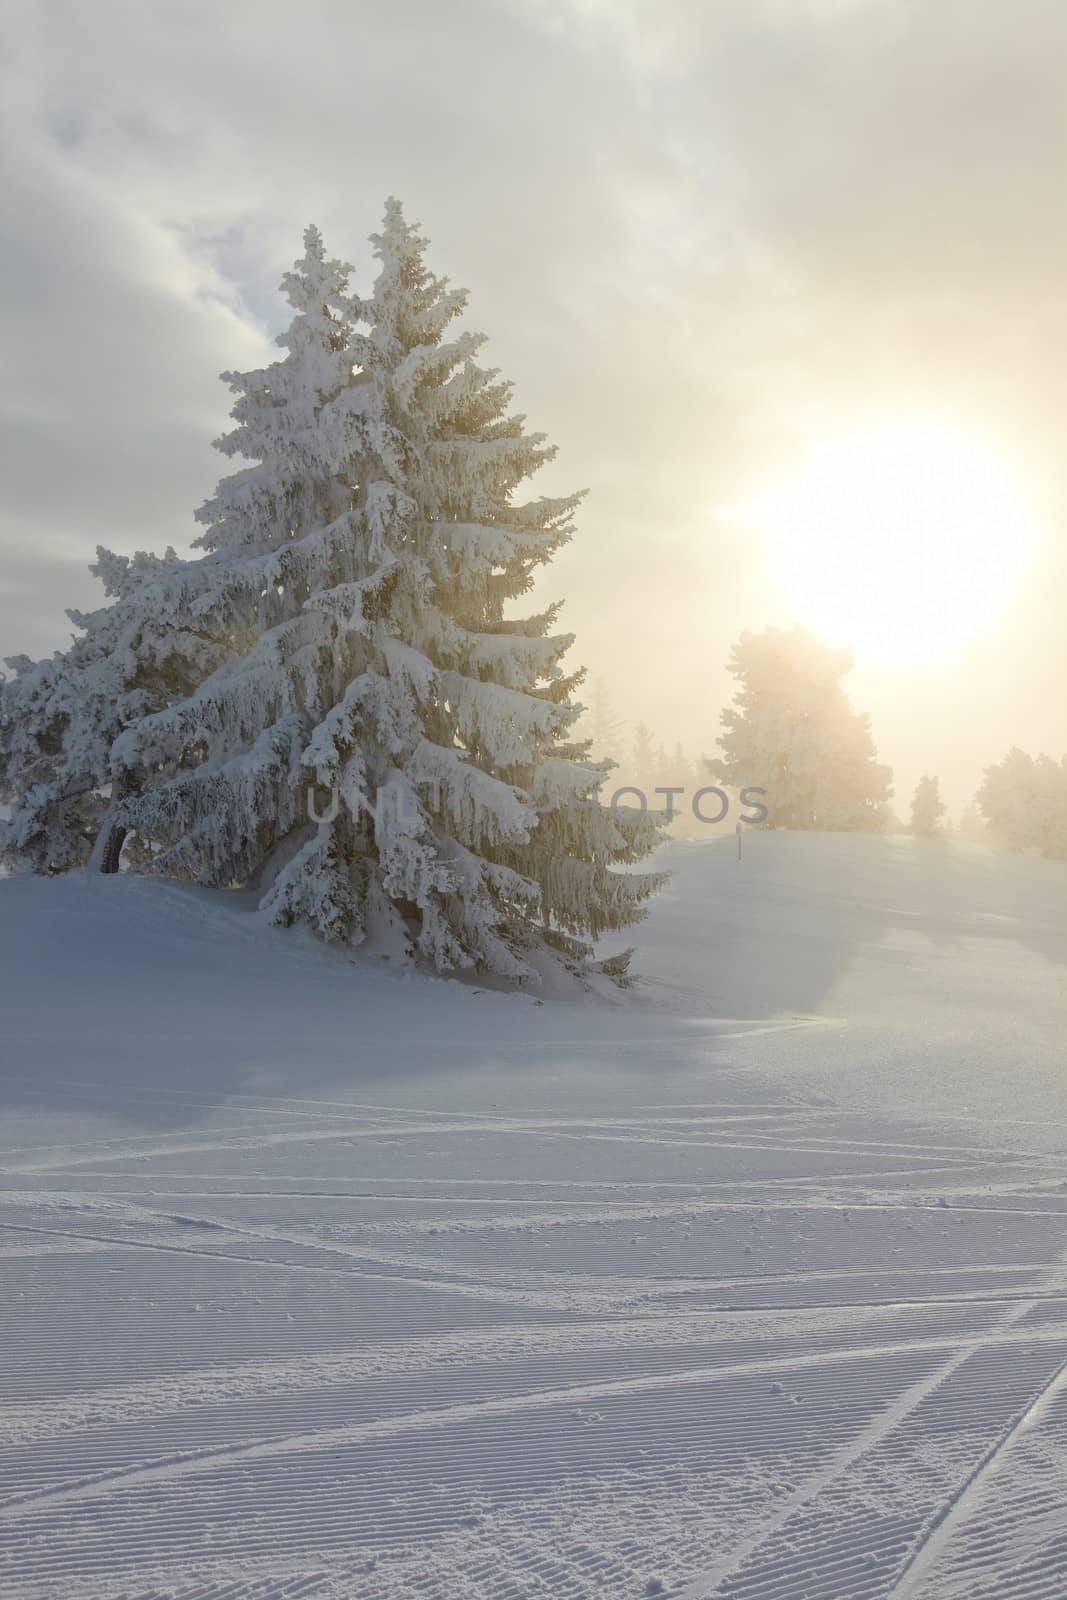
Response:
[1,832,1065,1599]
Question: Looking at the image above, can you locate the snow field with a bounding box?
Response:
[1,831,1065,1597]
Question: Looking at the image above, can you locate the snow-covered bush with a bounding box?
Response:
[0,546,231,874]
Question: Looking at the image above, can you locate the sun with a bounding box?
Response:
[744,420,1039,666]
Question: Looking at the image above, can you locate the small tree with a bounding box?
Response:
[957,803,987,845]
[669,742,693,792]
[708,627,892,831]
[630,722,656,792]
[41,201,664,981]
[0,546,229,874]
[583,678,626,767]
[910,774,946,837]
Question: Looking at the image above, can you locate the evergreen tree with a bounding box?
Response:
[910,774,946,837]
[957,803,987,845]
[1,227,358,877]
[583,677,625,767]
[708,627,892,831]
[12,202,664,981]
[631,722,656,793]
[0,648,106,874]
[976,747,1067,860]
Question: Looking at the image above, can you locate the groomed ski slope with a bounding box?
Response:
[1,830,1065,1600]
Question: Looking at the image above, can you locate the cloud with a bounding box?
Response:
[1,0,1063,800]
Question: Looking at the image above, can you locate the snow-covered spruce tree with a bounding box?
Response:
[976,747,1067,860]
[0,228,359,877]
[956,803,987,845]
[0,543,241,874]
[707,627,892,831]
[103,200,664,981]
[0,648,107,873]
[663,742,703,838]
[909,774,946,837]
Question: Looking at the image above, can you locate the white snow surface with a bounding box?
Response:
[1,830,1066,1599]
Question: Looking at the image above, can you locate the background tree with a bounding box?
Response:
[957,803,988,845]
[977,747,1067,860]
[708,626,892,831]
[582,678,626,768]
[0,546,231,875]
[910,774,946,837]
[668,742,693,793]
[630,722,656,794]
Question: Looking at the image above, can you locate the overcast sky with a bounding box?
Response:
[2,0,1064,809]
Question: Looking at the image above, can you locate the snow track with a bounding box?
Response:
[1,837,1065,1596]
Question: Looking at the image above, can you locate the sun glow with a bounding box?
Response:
[747,421,1039,666]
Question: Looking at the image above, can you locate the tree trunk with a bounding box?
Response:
[95,822,128,874]
[89,817,128,874]
[89,770,135,874]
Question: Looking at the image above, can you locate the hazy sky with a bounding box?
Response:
[2,0,1064,812]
